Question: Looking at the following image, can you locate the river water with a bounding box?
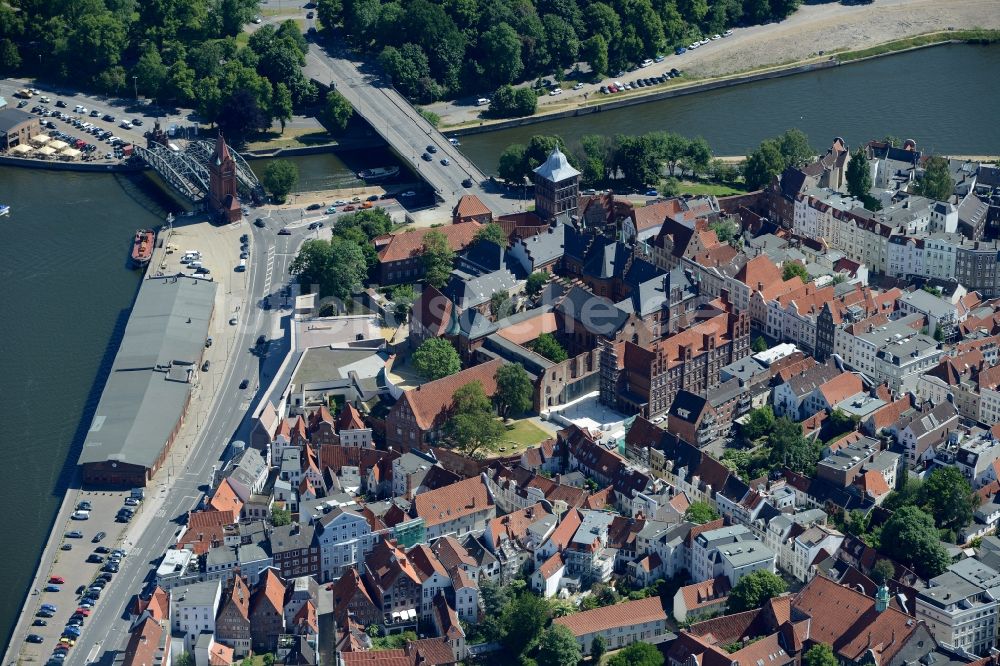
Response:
[459,43,1000,174]
[0,43,998,646]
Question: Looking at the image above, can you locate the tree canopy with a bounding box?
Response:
[782,261,808,282]
[447,381,506,456]
[532,333,569,363]
[744,129,816,190]
[685,501,720,524]
[846,147,871,199]
[918,155,956,202]
[879,505,951,579]
[422,230,456,288]
[475,223,508,248]
[803,644,838,666]
[412,338,461,380]
[495,363,534,418]
[607,642,664,666]
[322,90,355,134]
[289,238,368,300]
[727,570,787,613]
[261,160,299,203]
[536,625,582,666]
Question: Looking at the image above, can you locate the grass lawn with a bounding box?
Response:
[247,128,335,151]
[677,180,747,196]
[494,419,551,456]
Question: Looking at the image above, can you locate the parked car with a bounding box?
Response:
[65,531,83,539]
[27,635,44,644]
[49,576,65,584]
[426,145,437,153]
[462,178,473,188]
[306,203,322,210]
[675,46,687,54]
[92,531,106,543]
[342,204,356,211]
[33,619,47,626]
[44,585,61,592]
[60,544,72,551]
[254,218,266,227]
[86,554,104,564]
[421,152,432,161]
[440,158,450,166]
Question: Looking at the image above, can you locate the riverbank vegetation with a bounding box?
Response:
[316,0,806,104]
[836,29,1000,62]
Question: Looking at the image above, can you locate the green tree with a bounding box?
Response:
[709,218,740,243]
[317,0,344,28]
[591,635,607,663]
[217,88,270,147]
[489,85,538,118]
[532,333,568,363]
[262,160,299,203]
[918,155,956,201]
[271,506,291,526]
[379,44,434,101]
[742,405,775,442]
[918,466,979,536]
[289,237,368,300]
[412,338,462,380]
[422,230,456,288]
[827,408,858,438]
[135,45,168,99]
[872,559,895,585]
[536,625,581,666]
[582,34,609,77]
[481,22,523,85]
[526,271,549,296]
[495,363,534,418]
[475,223,508,248]
[846,147,871,199]
[782,261,808,282]
[391,284,415,322]
[883,476,923,511]
[607,642,664,666]
[769,416,820,474]
[776,128,814,168]
[879,505,951,579]
[498,143,529,182]
[502,591,551,657]
[743,139,786,190]
[447,381,506,456]
[542,14,580,70]
[480,578,509,616]
[322,90,354,134]
[261,654,275,666]
[751,336,768,353]
[685,501,720,524]
[271,82,294,133]
[175,653,196,666]
[683,136,714,177]
[490,290,513,318]
[803,643,837,666]
[728,570,787,613]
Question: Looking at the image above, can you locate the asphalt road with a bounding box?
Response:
[302,37,521,216]
[56,215,311,666]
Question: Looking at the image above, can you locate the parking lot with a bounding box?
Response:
[19,96,152,162]
[20,488,140,664]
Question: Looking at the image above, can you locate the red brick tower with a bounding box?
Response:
[208,133,241,223]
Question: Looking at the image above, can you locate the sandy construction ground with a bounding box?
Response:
[429,0,1000,127]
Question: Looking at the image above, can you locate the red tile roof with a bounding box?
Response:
[377,222,481,263]
[554,596,667,636]
[122,616,163,666]
[485,502,552,549]
[209,478,244,515]
[538,551,565,579]
[208,642,234,666]
[792,574,916,664]
[454,195,492,220]
[546,508,583,551]
[818,373,864,407]
[338,404,367,431]
[396,359,504,431]
[178,510,233,555]
[253,568,286,616]
[412,476,494,528]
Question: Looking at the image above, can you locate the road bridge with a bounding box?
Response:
[303,42,522,218]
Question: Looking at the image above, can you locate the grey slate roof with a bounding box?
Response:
[0,108,34,133]
[515,223,566,271]
[443,267,517,310]
[78,277,218,468]
[533,147,580,183]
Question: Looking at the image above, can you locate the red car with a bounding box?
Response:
[49,576,65,584]
[75,608,91,616]
[342,204,356,211]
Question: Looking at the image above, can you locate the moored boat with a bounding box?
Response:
[357,166,400,181]
[131,229,155,267]
[0,204,10,217]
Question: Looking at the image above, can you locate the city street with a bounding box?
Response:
[4,209,315,666]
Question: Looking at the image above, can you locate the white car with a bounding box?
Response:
[640,58,653,67]
[401,191,415,197]
[333,200,347,206]
[120,121,132,129]
[572,82,584,90]
[548,87,562,96]
[711,34,721,40]
[723,29,734,36]
[699,38,709,45]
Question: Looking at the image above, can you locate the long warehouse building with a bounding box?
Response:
[78,275,217,486]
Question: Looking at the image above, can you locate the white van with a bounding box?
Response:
[71,510,90,520]
[189,261,203,269]
[476,97,490,106]
[236,259,247,272]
